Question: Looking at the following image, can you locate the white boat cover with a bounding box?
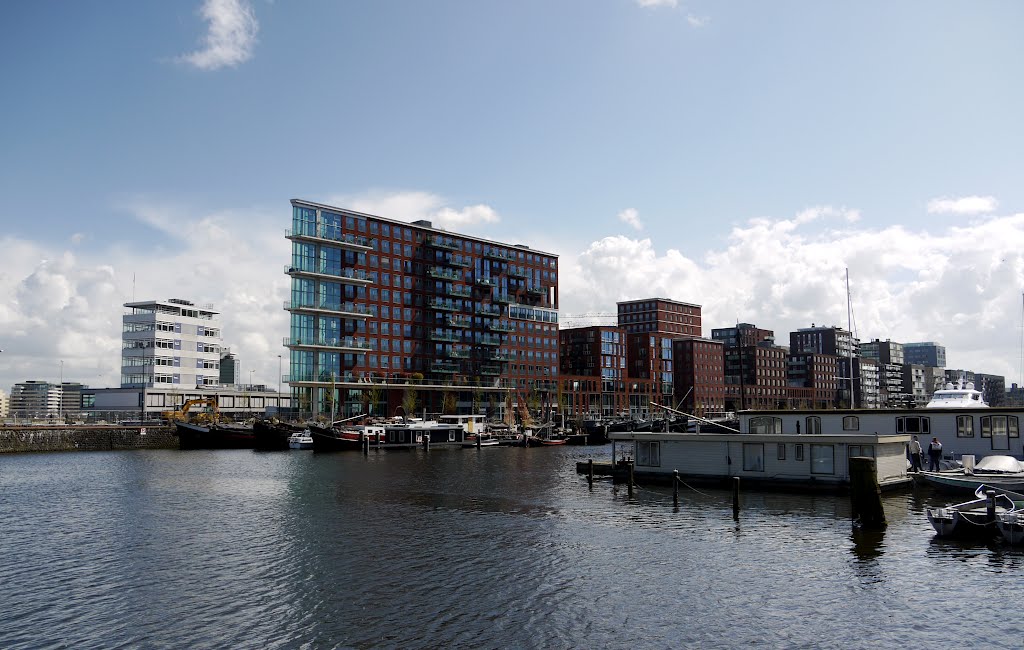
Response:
[974,455,1024,474]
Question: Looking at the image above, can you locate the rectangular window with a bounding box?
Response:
[810,444,835,474]
[777,443,786,460]
[636,441,661,467]
[842,416,859,431]
[956,415,974,438]
[743,443,765,471]
[795,444,804,461]
[848,445,875,458]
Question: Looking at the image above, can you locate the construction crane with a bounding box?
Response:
[560,313,618,328]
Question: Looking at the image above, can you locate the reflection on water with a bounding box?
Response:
[2,446,1024,648]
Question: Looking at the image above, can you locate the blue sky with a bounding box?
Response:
[2,0,1024,393]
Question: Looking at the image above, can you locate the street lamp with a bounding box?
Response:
[249,369,255,387]
[277,354,283,413]
[59,359,63,423]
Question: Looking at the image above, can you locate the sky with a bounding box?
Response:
[2,0,1024,393]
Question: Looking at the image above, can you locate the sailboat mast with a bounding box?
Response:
[846,268,854,408]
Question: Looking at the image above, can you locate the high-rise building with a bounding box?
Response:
[860,339,904,365]
[285,199,559,418]
[673,338,725,416]
[559,326,653,417]
[790,324,858,360]
[10,381,61,418]
[903,342,946,368]
[711,323,774,349]
[616,298,701,337]
[121,299,222,388]
[219,349,240,385]
[0,388,10,419]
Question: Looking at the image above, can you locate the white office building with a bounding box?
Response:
[121,298,223,388]
[0,388,10,418]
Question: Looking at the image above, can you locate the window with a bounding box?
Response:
[896,416,930,435]
[777,443,786,460]
[795,444,804,461]
[637,441,661,467]
[810,444,834,474]
[848,445,875,458]
[743,443,765,471]
[842,416,859,431]
[981,415,1019,438]
[805,416,821,434]
[749,416,782,434]
[956,415,974,438]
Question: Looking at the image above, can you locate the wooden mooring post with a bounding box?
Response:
[849,456,886,530]
[627,461,634,497]
[673,470,679,506]
[732,477,740,520]
[587,459,594,488]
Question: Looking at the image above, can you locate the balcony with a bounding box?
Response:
[448,348,471,359]
[507,267,529,279]
[489,351,514,361]
[484,248,511,261]
[445,257,472,268]
[426,236,461,251]
[283,300,369,318]
[480,365,502,376]
[284,264,372,285]
[429,331,459,343]
[286,228,372,251]
[488,321,516,332]
[493,293,515,304]
[447,316,472,328]
[475,276,497,287]
[448,286,472,298]
[475,305,502,316]
[431,362,460,374]
[526,286,547,296]
[428,266,462,281]
[428,298,459,312]
[479,336,502,347]
[282,336,371,352]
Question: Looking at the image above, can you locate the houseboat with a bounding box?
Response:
[380,419,467,449]
[600,428,911,491]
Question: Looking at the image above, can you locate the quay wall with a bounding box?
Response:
[0,425,177,453]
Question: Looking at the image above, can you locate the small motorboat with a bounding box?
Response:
[926,484,1024,539]
[913,455,1024,494]
[288,429,314,449]
[462,434,501,448]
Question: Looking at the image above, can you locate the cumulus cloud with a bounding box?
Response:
[327,190,501,232]
[686,14,709,27]
[927,195,998,215]
[178,0,259,71]
[617,208,644,231]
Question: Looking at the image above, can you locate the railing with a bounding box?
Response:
[448,348,471,359]
[446,257,472,267]
[488,322,516,332]
[489,351,514,361]
[428,267,462,281]
[476,305,502,316]
[283,300,369,316]
[484,249,512,261]
[480,366,502,375]
[448,287,472,298]
[493,293,515,303]
[447,316,472,328]
[475,277,498,287]
[285,228,371,249]
[426,236,461,251]
[282,336,371,351]
[428,298,459,311]
[284,265,371,283]
[507,267,529,278]
[479,335,502,346]
[431,363,460,374]
[428,331,459,342]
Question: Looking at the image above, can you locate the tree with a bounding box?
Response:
[442,390,457,414]
[363,385,382,416]
[402,388,418,419]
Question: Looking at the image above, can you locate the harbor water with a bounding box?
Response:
[2,446,1023,649]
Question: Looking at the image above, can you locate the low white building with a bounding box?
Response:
[121,298,223,389]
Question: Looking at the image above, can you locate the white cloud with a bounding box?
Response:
[927,195,999,215]
[179,0,259,71]
[327,190,502,232]
[617,208,644,231]
[686,14,709,27]
[635,0,679,7]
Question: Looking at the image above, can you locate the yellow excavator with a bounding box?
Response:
[162,398,220,424]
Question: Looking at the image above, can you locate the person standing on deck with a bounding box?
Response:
[927,437,943,471]
[909,435,923,472]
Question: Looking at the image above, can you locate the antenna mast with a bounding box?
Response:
[846,268,854,408]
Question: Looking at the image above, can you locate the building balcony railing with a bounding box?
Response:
[480,365,502,376]
[448,348,471,359]
[448,287,472,298]
[283,300,369,318]
[475,276,498,287]
[282,336,371,352]
[285,228,372,251]
[526,286,547,296]
[447,316,472,328]
[428,298,459,312]
[426,236,461,251]
[488,321,516,332]
[489,351,514,361]
[479,335,502,346]
[445,257,472,268]
[428,331,460,343]
[284,265,372,285]
[484,249,512,261]
[428,267,462,281]
[475,305,502,316]
[507,267,529,278]
[493,293,515,304]
[431,362,460,374]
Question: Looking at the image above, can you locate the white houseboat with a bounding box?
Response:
[606,429,911,491]
[735,405,1023,461]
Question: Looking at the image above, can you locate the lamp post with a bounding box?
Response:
[277,354,282,414]
[59,359,63,423]
[249,369,255,387]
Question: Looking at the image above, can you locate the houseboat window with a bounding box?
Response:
[637,441,661,467]
[848,445,875,458]
[810,444,835,475]
[777,443,786,460]
[895,416,930,435]
[842,416,859,431]
[805,416,821,434]
[795,444,804,461]
[749,416,782,434]
[448,431,455,442]
[743,443,765,472]
[956,415,974,438]
[981,415,1019,439]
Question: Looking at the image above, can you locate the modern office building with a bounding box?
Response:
[285,199,559,418]
[902,364,928,406]
[712,323,774,349]
[789,324,858,360]
[617,298,701,337]
[121,298,222,388]
[10,381,62,419]
[0,388,10,419]
[973,373,1006,406]
[860,339,904,366]
[219,349,241,385]
[903,342,946,368]
[559,326,653,417]
[787,352,840,409]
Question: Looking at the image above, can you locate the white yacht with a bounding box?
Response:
[925,380,988,409]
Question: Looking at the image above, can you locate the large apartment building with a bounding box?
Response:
[121,298,222,388]
[285,199,559,417]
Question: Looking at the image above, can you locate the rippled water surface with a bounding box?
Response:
[2,446,1023,649]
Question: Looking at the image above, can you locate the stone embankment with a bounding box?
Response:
[0,425,177,453]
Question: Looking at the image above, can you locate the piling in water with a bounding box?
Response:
[732,477,740,520]
[849,456,886,530]
[673,470,679,506]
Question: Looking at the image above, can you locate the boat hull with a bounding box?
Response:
[913,471,1024,495]
[253,420,296,451]
[175,422,256,450]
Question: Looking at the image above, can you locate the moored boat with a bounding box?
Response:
[253,419,302,451]
[912,455,1024,494]
[175,421,256,450]
[926,484,1023,539]
[288,429,314,449]
[308,423,385,452]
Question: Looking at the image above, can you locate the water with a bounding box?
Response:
[2,446,1023,649]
